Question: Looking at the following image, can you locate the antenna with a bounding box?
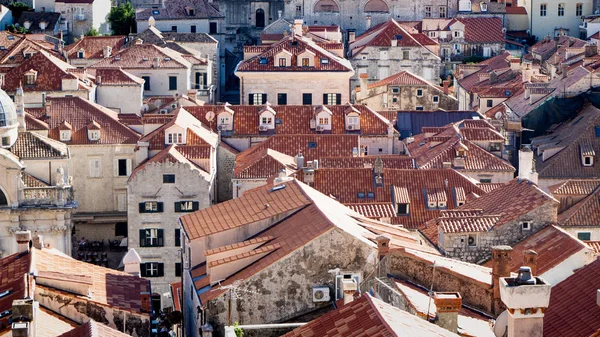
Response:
[426,261,437,320]
[217,280,261,325]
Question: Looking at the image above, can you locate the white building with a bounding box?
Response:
[135,0,224,34]
[55,0,112,39]
[521,0,593,39]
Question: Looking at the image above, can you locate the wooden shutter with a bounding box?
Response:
[248,94,254,105]
[157,202,164,213]
[139,202,146,213]
[126,159,132,176]
[157,229,164,247]
[175,228,181,247]
[175,263,182,277]
[192,201,199,211]
[139,229,147,247]
[203,73,207,86]
[336,93,342,105]
[113,159,119,177]
[174,201,181,212]
[323,94,328,104]
[157,263,164,277]
[140,263,147,277]
[261,94,267,104]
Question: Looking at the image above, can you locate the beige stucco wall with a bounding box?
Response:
[97,84,144,115]
[521,0,593,38]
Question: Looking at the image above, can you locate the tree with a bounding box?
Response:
[8,2,32,22]
[107,2,136,35]
[85,27,100,36]
[6,24,27,34]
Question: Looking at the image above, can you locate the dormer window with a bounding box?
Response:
[584,156,594,166]
[297,49,316,67]
[39,20,47,30]
[88,130,101,141]
[60,130,72,141]
[314,106,333,131]
[345,104,361,131]
[278,58,287,67]
[166,132,183,144]
[275,49,292,68]
[78,50,85,59]
[580,143,595,166]
[24,70,37,85]
[259,103,276,131]
[217,106,234,131]
[521,221,531,231]
[185,7,195,15]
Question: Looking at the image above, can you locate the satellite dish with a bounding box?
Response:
[205,111,215,122]
[493,310,508,337]
[495,111,503,120]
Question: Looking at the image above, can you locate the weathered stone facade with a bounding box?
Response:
[216,142,236,201]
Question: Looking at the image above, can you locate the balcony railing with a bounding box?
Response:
[21,186,75,207]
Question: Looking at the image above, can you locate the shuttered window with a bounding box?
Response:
[174,201,199,212]
[139,202,164,213]
[140,262,164,277]
[139,228,164,247]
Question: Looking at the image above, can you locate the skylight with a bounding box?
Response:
[321,58,329,64]
[0,289,12,298]
[259,57,268,64]
[357,192,365,199]
[152,10,160,15]
[308,142,317,148]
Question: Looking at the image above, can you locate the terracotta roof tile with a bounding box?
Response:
[89,44,192,69]
[319,155,414,169]
[367,71,443,91]
[129,144,212,181]
[543,258,600,337]
[96,68,144,85]
[346,203,396,218]
[58,319,131,337]
[549,179,600,195]
[476,182,505,193]
[10,131,68,159]
[22,172,49,187]
[455,17,504,44]
[64,36,127,60]
[234,148,296,179]
[558,184,600,226]
[435,210,501,233]
[0,251,32,331]
[585,241,600,253]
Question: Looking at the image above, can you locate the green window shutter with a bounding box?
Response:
[157,229,164,247]
[336,93,342,104]
[139,229,147,247]
[157,202,164,213]
[139,202,146,213]
[248,94,254,105]
[140,263,148,277]
[175,228,181,247]
[157,263,164,277]
[323,94,328,104]
[174,202,182,212]
[192,201,199,211]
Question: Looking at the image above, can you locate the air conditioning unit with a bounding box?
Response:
[159,109,168,114]
[312,286,330,302]
[259,125,268,131]
[445,57,451,62]
[347,124,354,130]
[316,125,324,132]
[171,103,177,109]
[218,124,227,130]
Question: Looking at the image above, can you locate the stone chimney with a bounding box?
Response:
[442,78,450,94]
[585,44,598,57]
[293,19,303,37]
[376,234,391,260]
[523,250,538,275]
[15,231,32,254]
[103,46,111,58]
[358,73,368,100]
[153,57,160,68]
[16,84,25,132]
[123,249,142,276]
[510,58,520,71]
[491,245,513,314]
[342,279,358,305]
[366,16,372,30]
[499,267,551,337]
[11,299,38,337]
[349,31,356,43]
[518,146,538,184]
[32,234,44,250]
[433,292,462,333]
[391,38,397,47]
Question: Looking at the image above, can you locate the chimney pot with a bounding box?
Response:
[376,234,391,259]
[342,279,358,305]
[433,292,462,333]
[15,231,32,254]
[523,249,538,275]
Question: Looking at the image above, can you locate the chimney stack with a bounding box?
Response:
[518,146,538,184]
[376,234,391,260]
[32,235,44,250]
[491,245,512,314]
[15,231,32,254]
[366,15,372,30]
[123,249,142,276]
[16,84,25,132]
[11,299,38,337]
[442,78,450,94]
[523,250,538,276]
[103,46,111,58]
[433,292,462,333]
[153,57,160,68]
[358,73,368,100]
[293,19,303,37]
[349,31,356,43]
[510,58,520,71]
[499,267,551,337]
[342,279,358,305]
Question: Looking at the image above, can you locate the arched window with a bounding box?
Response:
[0,189,7,206]
[314,0,340,13]
[364,0,389,13]
[256,9,265,28]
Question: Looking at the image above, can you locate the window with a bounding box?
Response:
[139,229,164,247]
[467,235,477,247]
[115,222,128,237]
[163,174,175,183]
[209,22,217,34]
[323,93,341,105]
[139,202,164,213]
[298,58,309,67]
[277,93,287,105]
[347,116,359,125]
[169,76,177,90]
[402,51,410,60]
[576,3,583,16]
[584,156,593,166]
[486,99,493,107]
[433,96,439,103]
[278,58,287,67]
[454,31,460,38]
[166,133,183,144]
[521,221,531,231]
[60,130,71,141]
[88,130,100,141]
[296,5,302,15]
[191,25,196,33]
[302,93,312,105]
[89,159,101,178]
[142,76,150,91]
[141,262,164,277]
[577,232,591,241]
[261,116,272,125]
[479,178,492,183]
[249,93,266,105]
[175,228,181,247]
[320,58,329,65]
[392,97,398,103]
[318,117,329,125]
[416,106,424,111]
[397,203,409,215]
[24,73,36,85]
[175,263,182,277]
[392,87,399,93]
[416,89,423,97]
[259,57,268,65]
[175,201,199,212]
[489,143,501,152]
[1,137,9,146]
[172,25,177,32]
[425,6,432,17]
[77,51,84,58]
[117,159,128,176]
[558,3,564,16]
[540,3,547,16]
[439,6,446,18]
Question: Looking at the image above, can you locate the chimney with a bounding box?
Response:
[523,250,538,275]
[366,15,372,30]
[489,71,498,84]
[510,58,520,70]
[293,19,303,37]
[499,267,551,337]
[442,78,450,94]
[277,10,282,19]
[491,245,513,314]
[32,234,44,250]
[561,63,568,79]
[97,75,102,85]
[295,152,305,168]
[376,234,391,260]
[153,57,160,68]
[11,299,38,337]
[16,84,25,132]
[349,31,356,43]
[518,146,538,184]
[433,292,462,333]
[391,38,397,47]
[15,231,32,254]
[103,46,111,58]
[342,279,358,305]
[358,73,368,100]
[123,249,142,276]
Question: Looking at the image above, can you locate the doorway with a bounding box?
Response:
[256,9,265,28]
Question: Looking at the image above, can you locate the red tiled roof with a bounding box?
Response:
[476,182,505,193]
[318,156,414,169]
[434,210,501,233]
[38,97,141,145]
[558,184,600,227]
[505,6,527,14]
[283,294,458,337]
[549,179,600,195]
[366,70,443,91]
[237,34,352,72]
[129,144,212,181]
[585,241,600,253]
[0,32,62,66]
[24,111,49,130]
[455,17,505,44]
[89,44,191,69]
[170,281,182,312]
[0,252,32,331]
[543,258,600,337]
[347,203,396,218]
[350,19,438,56]
[186,104,392,136]
[10,131,68,159]
[64,36,127,60]
[96,68,144,85]
[234,148,295,179]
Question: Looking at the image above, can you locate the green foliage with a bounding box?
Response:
[6,24,27,34]
[8,2,33,23]
[107,1,136,35]
[85,27,100,36]
[233,322,244,337]
[464,56,485,64]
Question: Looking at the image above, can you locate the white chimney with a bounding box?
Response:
[153,57,160,68]
[277,10,282,19]
[366,16,372,30]
[518,146,538,184]
[15,231,31,254]
[16,85,25,132]
[391,38,397,47]
[342,279,357,305]
[358,73,368,100]
[349,31,356,43]
[293,19,303,37]
[123,249,142,276]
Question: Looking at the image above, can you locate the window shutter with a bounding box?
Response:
[175,228,181,247]
[126,159,132,176]
[140,263,147,277]
[157,202,164,212]
[262,94,267,104]
[203,73,208,86]
[323,94,328,104]
[157,229,164,247]
[174,202,181,212]
[192,201,199,211]
[158,263,164,277]
[139,202,146,213]
[248,94,254,105]
[139,229,147,247]
[336,94,342,105]
[113,159,119,177]
[175,263,182,277]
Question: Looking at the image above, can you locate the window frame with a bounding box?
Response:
[302,93,312,105]
[141,262,164,277]
[416,89,423,97]
[139,201,164,213]
[117,159,128,177]
[139,228,164,247]
[278,58,287,67]
[142,76,150,91]
[576,3,583,16]
[168,76,178,91]
[163,174,175,183]
[424,6,432,17]
[540,3,547,16]
[577,232,591,241]
[277,93,287,105]
[557,3,565,16]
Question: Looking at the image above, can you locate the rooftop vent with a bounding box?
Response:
[515,266,536,286]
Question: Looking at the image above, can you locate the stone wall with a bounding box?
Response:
[217,143,236,202]
[357,83,458,111]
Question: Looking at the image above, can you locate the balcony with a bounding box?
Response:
[75,14,86,21]
[21,186,76,208]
